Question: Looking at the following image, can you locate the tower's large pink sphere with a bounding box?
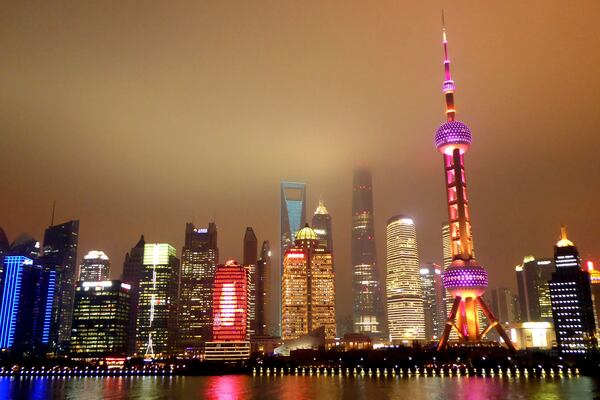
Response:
[443,259,488,298]
[435,120,472,155]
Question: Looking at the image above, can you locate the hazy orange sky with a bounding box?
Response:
[1,1,599,317]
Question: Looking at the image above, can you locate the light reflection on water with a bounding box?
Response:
[0,374,597,400]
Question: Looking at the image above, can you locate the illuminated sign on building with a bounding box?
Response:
[212,261,248,342]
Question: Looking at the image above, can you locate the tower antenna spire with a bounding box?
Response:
[50,200,56,226]
[441,10,456,122]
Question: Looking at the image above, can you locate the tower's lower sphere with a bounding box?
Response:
[443,259,488,298]
[435,120,472,155]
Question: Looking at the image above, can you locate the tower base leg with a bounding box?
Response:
[437,295,516,352]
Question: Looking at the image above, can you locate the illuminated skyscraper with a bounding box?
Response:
[205,260,250,361]
[70,280,130,358]
[178,223,218,353]
[136,243,179,357]
[259,241,276,336]
[420,263,446,340]
[281,225,336,341]
[79,250,110,282]
[515,256,554,322]
[312,200,333,252]
[549,227,597,355]
[434,20,513,350]
[385,216,425,343]
[122,235,145,355]
[243,227,257,337]
[39,220,79,352]
[0,256,55,355]
[280,181,306,335]
[351,168,384,336]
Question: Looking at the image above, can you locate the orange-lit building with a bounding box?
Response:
[281,225,336,341]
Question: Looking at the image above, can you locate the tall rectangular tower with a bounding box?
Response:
[515,256,554,322]
[39,220,79,353]
[352,168,384,336]
[420,263,446,340]
[122,235,146,355]
[280,181,306,335]
[137,243,180,357]
[178,223,218,354]
[549,227,596,355]
[385,216,425,343]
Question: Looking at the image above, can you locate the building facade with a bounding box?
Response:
[280,181,306,335]
[385,216,425,343]
[351,168,384,336]
[39,220,79,352]
[205,260,250,361]
[549,227,597,355]
[243,227,257,337]
[311,200,333,252]
[79,250,110,282]
[0,256,56,355]
[281,225,336,341]
[178,223,218,353]
[515,256,554,322]
[490,287,518,324]
[122,235,145,355]
[70,280,130,358]
[254,240,272,336]
[420,263,446,340]
[136,243,180,357]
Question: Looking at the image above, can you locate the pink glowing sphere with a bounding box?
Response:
[435,120,472,155]
[443,259,488,298]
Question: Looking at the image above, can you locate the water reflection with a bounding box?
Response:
[0,374,597,400]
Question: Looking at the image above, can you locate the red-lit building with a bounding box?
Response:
[205,260,251,361]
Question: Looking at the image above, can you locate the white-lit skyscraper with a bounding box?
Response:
[136,243,180,357]
[79,250,110,282]
[385,216,425,343]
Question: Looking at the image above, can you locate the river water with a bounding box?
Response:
[1,375,598,399]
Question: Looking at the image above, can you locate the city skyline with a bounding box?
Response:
[2,2,600,321]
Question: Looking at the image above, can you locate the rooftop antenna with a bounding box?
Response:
[50,200,56,226]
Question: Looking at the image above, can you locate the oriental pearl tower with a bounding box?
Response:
[435,15,515,351]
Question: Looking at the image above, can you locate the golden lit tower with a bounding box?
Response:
[281,224,336,341]
[435,16,514,351]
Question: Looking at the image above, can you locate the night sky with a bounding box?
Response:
[2,2,599,318]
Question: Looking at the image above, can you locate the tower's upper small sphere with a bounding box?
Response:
[435,120,472,155]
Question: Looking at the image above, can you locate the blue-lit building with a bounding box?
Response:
[549,227,597,355]
[0,256,56,355]
[280,181,306,335]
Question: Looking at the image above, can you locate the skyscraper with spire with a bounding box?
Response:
[434,17,513,350]
[549,226,597,355]
[39,220,79,353]
[351,167,384,336]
